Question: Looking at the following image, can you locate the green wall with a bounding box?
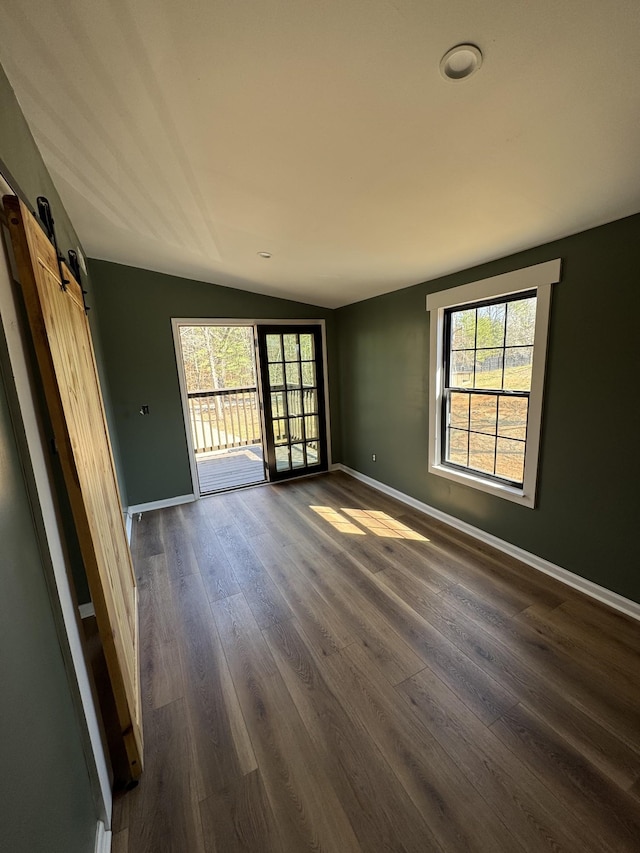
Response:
[89,259,341,506]
[337,213,640,603]
[0,361,97,852]
[0,62,127,508]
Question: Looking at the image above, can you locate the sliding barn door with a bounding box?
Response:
[5,196,143,779]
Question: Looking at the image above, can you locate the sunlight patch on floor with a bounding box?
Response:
[309,505,428,540]
[310,506,366,534]
[342,508,428,540]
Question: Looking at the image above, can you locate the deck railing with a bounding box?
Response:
[188,385,318,454]
[187,387,261,453]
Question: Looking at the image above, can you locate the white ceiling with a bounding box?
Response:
[1,0,639,308]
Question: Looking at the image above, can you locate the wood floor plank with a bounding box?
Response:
[195,491,242,530]
[368,566,519,724]
[110,791,131,835]
[124,699,205,853]
[199,769,283,853]
[263,617,443,853]
[519,601,640,684]
[131,509,163,560]
[215,524,293,627]
[447,582,640,713]
[184,505,241,602]
[289,476,443,579]
[239,484,307,546]
[491,702,640,853]
[251,529,355,656]
[123,472,640,852]
[327,472,567,609]
[437,580,640,753]
[320,641,524,853]
[137,554,184,711]
[285,538,425,684]
[212,593,363,852]
[111,828,128,853]
[158,505,200,581]
[171,572,246,800]
[224,489,269,538]
[217,649,259,777]
[315,473,545,615]
[397,666,602,853]
[552,596,640,655]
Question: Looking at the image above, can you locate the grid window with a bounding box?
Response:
[443,293,536,487]
[427,259,559,508]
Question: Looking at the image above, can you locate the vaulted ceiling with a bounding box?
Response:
[1,0,639,307]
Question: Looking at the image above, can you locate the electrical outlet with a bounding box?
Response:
[372,453,376,462]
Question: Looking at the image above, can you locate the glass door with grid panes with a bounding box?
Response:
[256,326,328,481]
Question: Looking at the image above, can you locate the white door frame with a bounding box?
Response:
[172,317,332,496]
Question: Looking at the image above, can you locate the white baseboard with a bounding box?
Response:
[333,464,640,623]
[79,602,95,619]
[95,821,111,853]
[128,493,195,514]
[124,509,133,543]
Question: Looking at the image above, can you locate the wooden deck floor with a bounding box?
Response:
[196,445,265,493]
[114,471,640,852]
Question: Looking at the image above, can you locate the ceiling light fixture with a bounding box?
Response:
[257,251,272,258]
[440,44,483,81]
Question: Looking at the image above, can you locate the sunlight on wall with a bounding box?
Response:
[310,505,428,540]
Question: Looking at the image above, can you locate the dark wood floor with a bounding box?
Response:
[112,471,640,852]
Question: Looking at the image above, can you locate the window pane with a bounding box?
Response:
[268,363,283,388]
[450,351,474,387]
[299,334,315,361]
[496,437,525,483]
[285,361,301,388]
[289,417,304,441]
[476,303,505,348]
[498,396,528,440]
[291,443,306,468]
[301,361,316,388]
[273,419,288,445]
[271,391,286,418]
[306,440,320,465]
[283,334,299,361]
[449,392,469,429]
[470,394,497,435]
[305,415,319,439]
[504,347,533,391]
[474,349,503,389]
[469,433,496,475]
[447,428,468,466]
[266,334,282,363]
[505,297,536,346]
[287,390,303,416]
[450,308,476,350]
[303,389,318,414]
[275,445,291,471]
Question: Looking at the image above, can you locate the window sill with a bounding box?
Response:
[429,462,535,508]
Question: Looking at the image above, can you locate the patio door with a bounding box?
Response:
[257,325,328,481]
[176,324,266,494]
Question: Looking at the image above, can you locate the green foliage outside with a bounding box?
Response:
[180,325,256,392]
[180,326,259,452]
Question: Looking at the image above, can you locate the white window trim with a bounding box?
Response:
[426,259,561,508]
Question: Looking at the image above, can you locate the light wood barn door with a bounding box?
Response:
[5,196,143,779]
